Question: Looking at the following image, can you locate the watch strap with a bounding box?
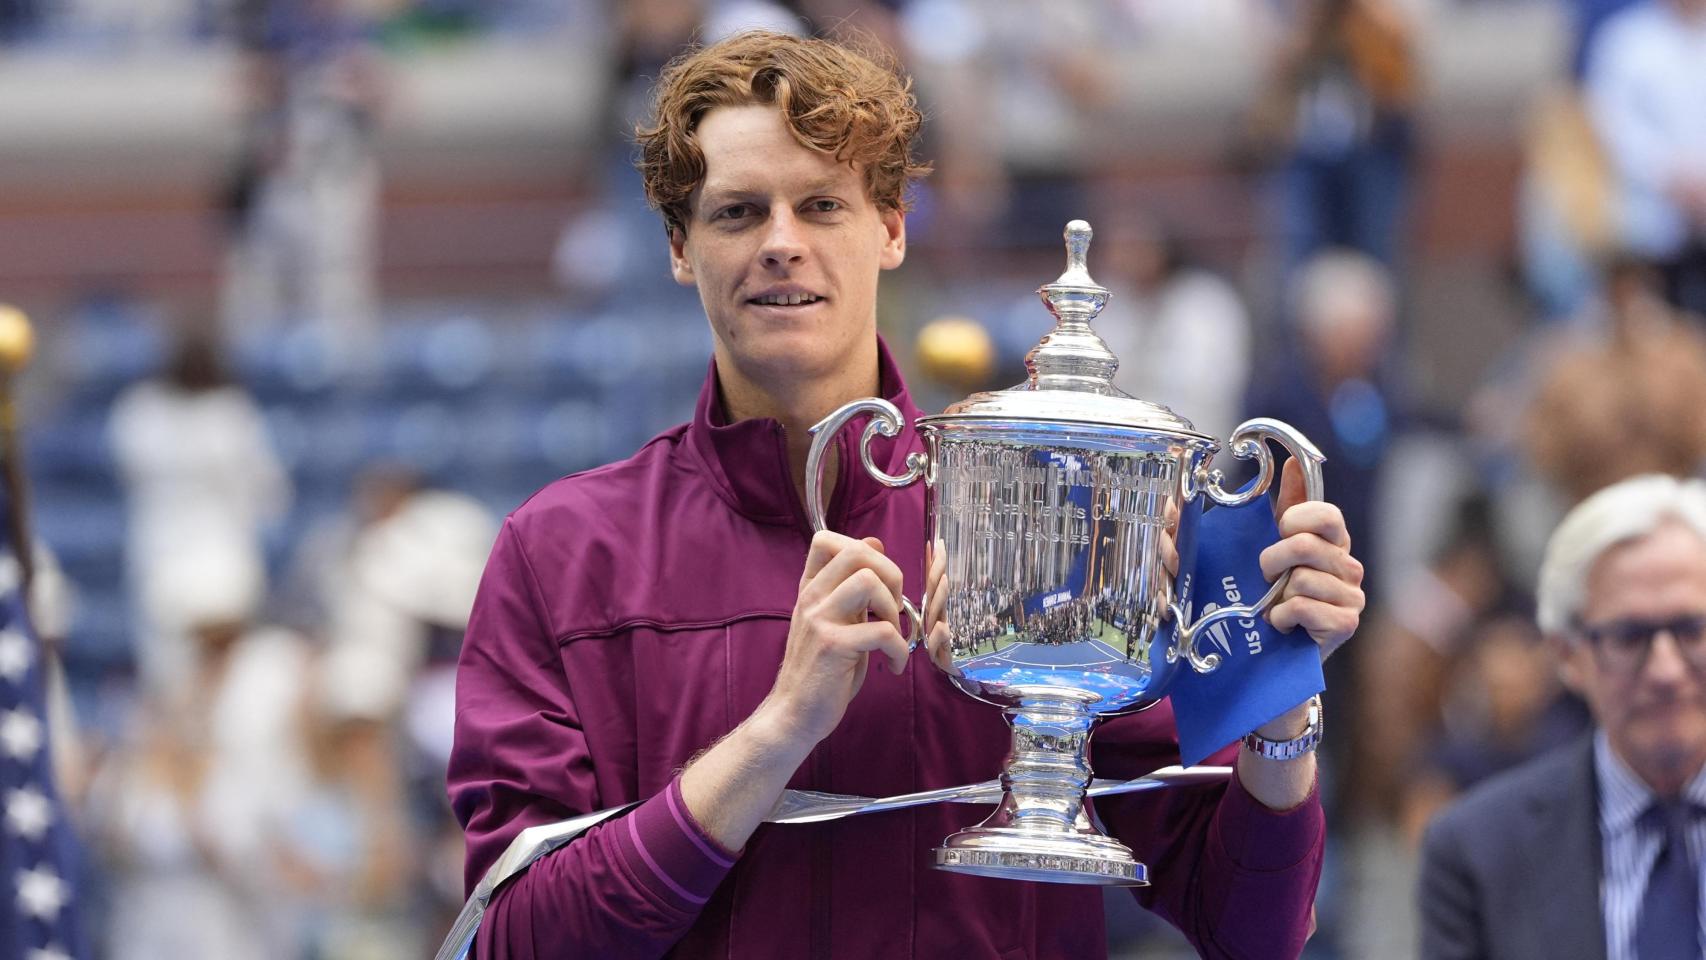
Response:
[1240,695,1323,761]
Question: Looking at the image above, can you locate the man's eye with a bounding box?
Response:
[807,199,843,214]
[1609,629,1648,650]
[714,204,754,221]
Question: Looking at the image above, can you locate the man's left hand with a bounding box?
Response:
[1257,458,1365,662]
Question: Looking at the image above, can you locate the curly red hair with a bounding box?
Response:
[635,31,931,236]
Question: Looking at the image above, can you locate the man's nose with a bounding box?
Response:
[760,210,807,269]
[1642,629,1692,683]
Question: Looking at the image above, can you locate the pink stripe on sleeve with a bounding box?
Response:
[667,780,738,868]
[627,812,710,905]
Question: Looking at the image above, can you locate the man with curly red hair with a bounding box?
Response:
[449,30,1363,959]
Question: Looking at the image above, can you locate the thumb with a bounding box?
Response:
[1274,456,1306,521]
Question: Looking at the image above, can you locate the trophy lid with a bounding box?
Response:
[921,220,1211,441]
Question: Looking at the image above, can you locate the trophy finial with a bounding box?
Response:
[1061,220,1093,285]
[1029,219,1117,391]
[0,305,35,377]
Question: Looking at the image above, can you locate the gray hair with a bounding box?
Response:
[1290,248,1396,337]
[1535,473,1706,636]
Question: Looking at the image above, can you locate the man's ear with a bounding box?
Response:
[1550,632,1587,694]
[879,207,906,271]
[669,226,695,286]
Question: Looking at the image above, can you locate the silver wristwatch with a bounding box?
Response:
[1241,695,1323,761]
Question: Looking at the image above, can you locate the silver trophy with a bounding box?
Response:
[805,220,1325,886]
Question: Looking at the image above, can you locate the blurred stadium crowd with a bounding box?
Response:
[2,0,1704,956]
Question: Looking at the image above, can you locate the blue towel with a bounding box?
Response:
[1170,487,1326,766]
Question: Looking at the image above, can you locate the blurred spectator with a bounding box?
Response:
[1397,613,1588,847]
[1583,0,1706,318]
[282,706,420,960]
[316,472,495,723]
[1523,254,1706,506]
[1248,248,1401,573]
[551,0,706,305]
[1098,213,1253,444]
[1248,0,1418,278]
[1516,86,1615,322]
[1352,494,1513,824]
[108,328,291,698]
[89,555,314,959]
[223,0,387,362]
[274,463,420,636]
[290,467,494,950]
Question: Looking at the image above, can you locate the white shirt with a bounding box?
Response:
[1585,1,1706,257]
[1594,730,1706,960]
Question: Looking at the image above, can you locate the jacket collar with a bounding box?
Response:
[684,336,925,530]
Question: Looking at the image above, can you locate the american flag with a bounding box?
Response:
[0,521,86,960]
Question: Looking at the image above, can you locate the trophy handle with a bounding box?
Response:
[806,398,929,649]
[1173,418,1326,674]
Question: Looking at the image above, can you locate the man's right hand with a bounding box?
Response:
[680,530,913,851]
[758,531,912,748]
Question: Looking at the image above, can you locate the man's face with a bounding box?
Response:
[669,104,906,393]
[1563,522,1706,793]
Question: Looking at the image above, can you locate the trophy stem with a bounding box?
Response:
[934,696,1147,886]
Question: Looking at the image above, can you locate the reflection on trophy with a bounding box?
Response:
[806,221,1325,886]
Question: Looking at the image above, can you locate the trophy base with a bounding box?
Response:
[934,827,1148,886]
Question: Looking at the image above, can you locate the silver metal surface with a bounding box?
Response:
[803,218,1328,886]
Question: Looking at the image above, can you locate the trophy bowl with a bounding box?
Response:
[806,220,1324,886]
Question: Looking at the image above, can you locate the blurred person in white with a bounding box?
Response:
[222,0,386,361]
[108,326,291,700]
[318,473,496,725]
[1523,253,1706,508]
[1584,0,1706,318]
[1419,473,1706,960]
[90,543,316,959]
[1097,214,1252,447]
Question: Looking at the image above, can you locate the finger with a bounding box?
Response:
[1267,595,1359,653]
[803,537,906,607]
[1275,456,1308,519]
[821,567,903,632]
[1259,531,1364,585]
[1161,527,1180,578]
[1275,499,1351,550]
[802,529,863,587]
[1278,566,1367,612]
[838,619,912,675]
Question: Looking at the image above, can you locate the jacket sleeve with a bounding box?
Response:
[1093,736,1325,960]
[448,519,739,957]
[1416,811,1488,960]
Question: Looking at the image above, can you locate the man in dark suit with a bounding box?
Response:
[1419,473,1706,959]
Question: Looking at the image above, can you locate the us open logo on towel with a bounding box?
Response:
[1199,576,1266,660]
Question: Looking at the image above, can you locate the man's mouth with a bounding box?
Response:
[748,292,824,306]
